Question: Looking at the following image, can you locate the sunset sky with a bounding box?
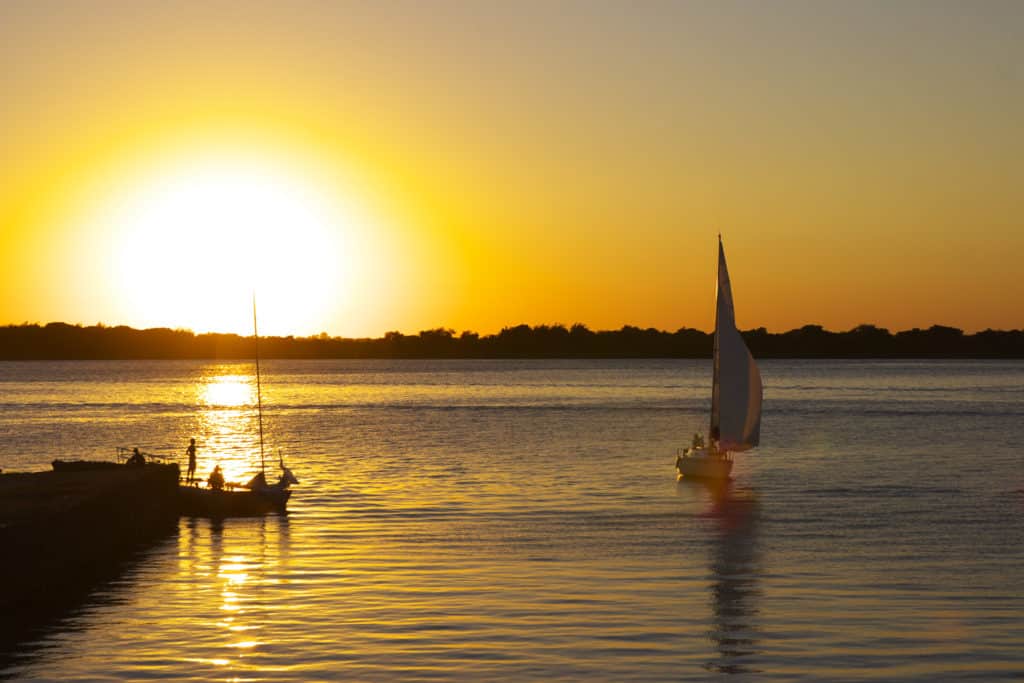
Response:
[2,1,1021,337]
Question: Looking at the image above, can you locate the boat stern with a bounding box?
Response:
[675,449,733,481]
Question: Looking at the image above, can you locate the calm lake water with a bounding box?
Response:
[1,359,1022,681]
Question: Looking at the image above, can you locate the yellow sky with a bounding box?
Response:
[2,2,1022,336]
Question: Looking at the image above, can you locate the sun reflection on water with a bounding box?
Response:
[202,375,255,408]
[192,367,268,485]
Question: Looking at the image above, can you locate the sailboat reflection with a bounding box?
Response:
[176,514,294,672]
[703,483,762,675]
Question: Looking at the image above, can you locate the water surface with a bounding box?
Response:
[1,359,1021,680]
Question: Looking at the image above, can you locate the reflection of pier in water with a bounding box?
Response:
[704,484,761,675]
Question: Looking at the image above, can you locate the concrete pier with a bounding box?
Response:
[0,463,180,650]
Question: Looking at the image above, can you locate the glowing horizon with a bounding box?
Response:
[2,3,1022,337]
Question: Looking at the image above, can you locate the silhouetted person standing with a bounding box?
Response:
[185,438,197,484]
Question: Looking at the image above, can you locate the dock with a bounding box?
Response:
[0,463,180,650]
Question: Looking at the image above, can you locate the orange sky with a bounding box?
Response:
[2,2,1022,337]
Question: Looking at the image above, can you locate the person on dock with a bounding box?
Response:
[185,438,197,484]
[208,465,225,491]
[127,447,145,467]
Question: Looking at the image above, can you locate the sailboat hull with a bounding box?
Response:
[177,485,290,517]
[675,450,733,481]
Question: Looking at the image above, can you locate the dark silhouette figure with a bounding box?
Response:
[208,465,225,491]
[185,438,197,484]
[126,447,145,467]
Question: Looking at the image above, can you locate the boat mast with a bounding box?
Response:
[709,234,721,451]
[253,292,266,475]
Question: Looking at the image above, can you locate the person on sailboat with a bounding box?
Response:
[185,438,197,484]
[278,451,298,487]
[209,465,225,491]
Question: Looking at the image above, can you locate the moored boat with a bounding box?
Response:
[177,481,291,517]
[176,294,298,517]
[52,459,123,472]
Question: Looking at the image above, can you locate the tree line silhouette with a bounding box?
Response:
[0,322,1021,359]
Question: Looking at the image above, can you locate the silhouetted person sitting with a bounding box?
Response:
[127,447,145,467]
[208,465,225,491]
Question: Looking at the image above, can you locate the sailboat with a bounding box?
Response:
[675,236,762,480]
[178,295,298,517]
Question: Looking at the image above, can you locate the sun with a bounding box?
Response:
[88,147,380,336]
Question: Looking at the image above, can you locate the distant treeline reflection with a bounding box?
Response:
[1,322,1022,359]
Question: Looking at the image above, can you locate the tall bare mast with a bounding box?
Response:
[253,292,266,475]
[709,234,722,449]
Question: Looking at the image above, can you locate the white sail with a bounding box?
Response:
[710,238,762,451]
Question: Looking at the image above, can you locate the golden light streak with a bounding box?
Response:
[194,370,268,484]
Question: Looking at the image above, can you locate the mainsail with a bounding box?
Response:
[710,237,762,451]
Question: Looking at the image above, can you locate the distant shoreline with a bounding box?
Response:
[1,322,1022,360]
